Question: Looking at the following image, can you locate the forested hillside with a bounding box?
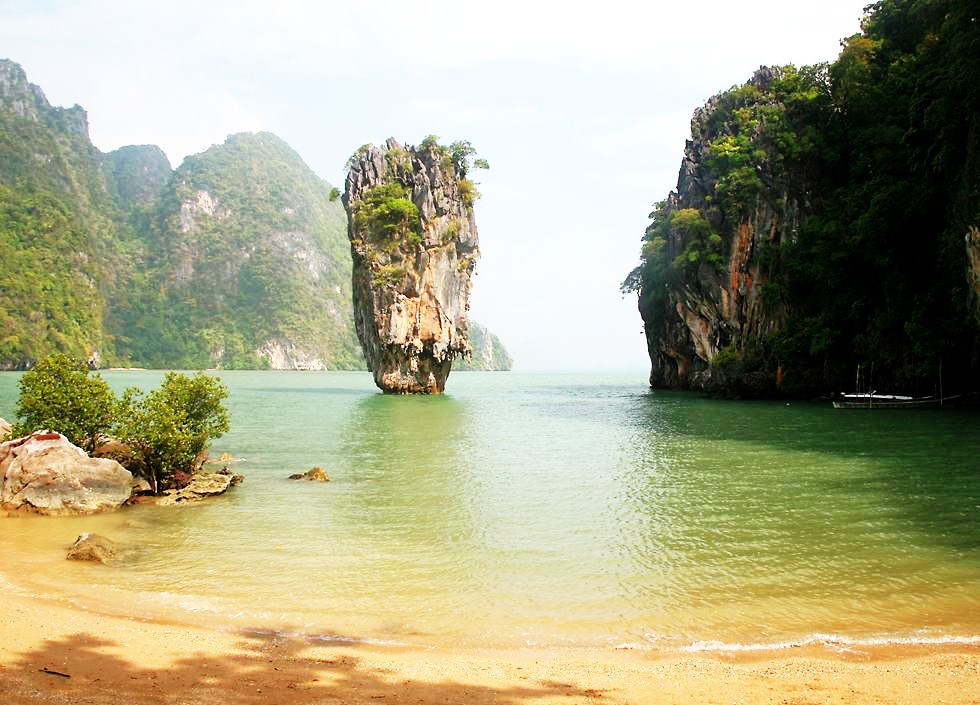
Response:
[114,132,362,369]
[625,0,980,397]
[0,59,511,371]
[0,59,142,366]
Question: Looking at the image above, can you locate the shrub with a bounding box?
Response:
[12,353,115,452]
[116,372,230,493]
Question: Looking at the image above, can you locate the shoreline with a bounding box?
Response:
[1,588,977,704]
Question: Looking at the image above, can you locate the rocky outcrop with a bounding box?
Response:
[104,144,172,211]
[631,68,812,396]
[66,533,117,564]
[0,417,10,442]
[154,470,243,505]
[0,431,133,515]
[343,139,480,393]
[288,466,331,482]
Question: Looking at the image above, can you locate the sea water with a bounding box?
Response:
[0,370,978,650]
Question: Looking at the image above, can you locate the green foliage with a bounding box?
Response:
[352,182,422,251]
[447,140,490,178]
[0,186,106,366]
[345,143,374,171]
[372,264,408,287]
[12,353,115,452]
[116,372,230,492]
[458,179,480,208]
[667,208,726,273]
[127,132,363,370]
[627,0,980,395]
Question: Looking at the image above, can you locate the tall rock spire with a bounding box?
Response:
[343,138,481,393]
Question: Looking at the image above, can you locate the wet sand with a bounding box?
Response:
[1,589,977,705]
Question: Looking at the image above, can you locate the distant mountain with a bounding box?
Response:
[456,321,513,371]
[0,58,139,367]
[117,132,362,369]
[0,58,511,371]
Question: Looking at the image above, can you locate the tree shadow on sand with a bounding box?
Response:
[0,630,604,705]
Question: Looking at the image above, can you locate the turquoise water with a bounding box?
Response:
[1,370,978,650]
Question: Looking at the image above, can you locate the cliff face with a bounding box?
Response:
[630,67,816,396]
[629,0,980,398]
[455,321,513,371]
[343,139,480,393]
[104,144,172,212]
[142,132,361,370]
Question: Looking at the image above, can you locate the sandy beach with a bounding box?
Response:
[1,588,977,705]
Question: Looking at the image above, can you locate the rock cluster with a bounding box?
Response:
[288,466,331,482]
[66,533,118,564]
[0,431,132,515]
[154,468,243,506]
[343,139,479,393]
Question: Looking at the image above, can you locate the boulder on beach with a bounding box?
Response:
[0,417,11,442]
[288,466,331,482]
[129,477,153,496]
[0,431,133,515]
[155,470,243,506]
[66,532,117,564]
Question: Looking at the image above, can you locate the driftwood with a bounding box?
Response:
[39,667,71,678]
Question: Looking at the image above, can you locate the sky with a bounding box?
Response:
[0,0,868,371]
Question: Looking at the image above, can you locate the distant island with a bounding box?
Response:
[624,0,980,398]
[0,60,511,372]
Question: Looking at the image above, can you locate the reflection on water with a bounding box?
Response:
[0,371,978,649]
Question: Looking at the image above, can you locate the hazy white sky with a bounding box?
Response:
[1,0,867,371]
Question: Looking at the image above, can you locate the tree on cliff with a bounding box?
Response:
[11,353,115,452]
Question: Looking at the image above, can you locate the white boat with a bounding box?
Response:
[832,392,949,409]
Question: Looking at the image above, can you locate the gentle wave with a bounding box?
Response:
[671,633,980,653]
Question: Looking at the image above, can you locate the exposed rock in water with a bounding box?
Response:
[288,466,331,482]
[154,470,242,506]
[0,431,133,515]
[0,417,10,442]
[343,138,480,393]
[66,533,117,564]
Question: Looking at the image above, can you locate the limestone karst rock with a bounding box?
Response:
[0,431,132,515]
[343,138,480,393]
[154,471,242,506]
[66,533,118,564]
[288,466,331,482]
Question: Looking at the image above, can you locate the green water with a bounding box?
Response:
[1,370,978,650]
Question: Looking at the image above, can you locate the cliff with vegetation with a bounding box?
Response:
[625,0,980,397]
[121,132,361,369]
[0,58,140,367]
[455,321,513,371]
[343,138,483,393]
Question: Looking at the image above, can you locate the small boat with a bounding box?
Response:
[832,392,958,409]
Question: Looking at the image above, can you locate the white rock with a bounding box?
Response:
[0,431,133,515]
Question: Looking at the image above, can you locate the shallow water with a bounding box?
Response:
[1,370,978,650]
